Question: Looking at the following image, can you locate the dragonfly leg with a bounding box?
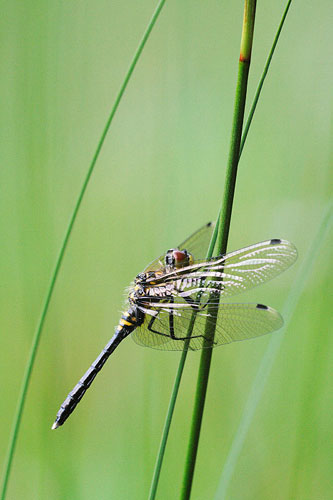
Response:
[168,297,175,337]
[182,295,206,310]
[178,293,210,312]
[146,297,190,341]
[174,295,218,345]
[147,303,214,345]
[181,295,197,309]
[146,298,178,340]
[147,315,194,342]
[147,312,174,339]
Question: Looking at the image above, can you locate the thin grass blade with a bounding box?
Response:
[215,200,333,499]
[0,2,166,499]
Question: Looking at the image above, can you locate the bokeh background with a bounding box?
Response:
[1,1,332,499]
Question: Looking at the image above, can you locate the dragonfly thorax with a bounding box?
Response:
[130,271,175,302]
[129,282,145,303]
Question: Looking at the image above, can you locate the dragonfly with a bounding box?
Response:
[52,222,297,429]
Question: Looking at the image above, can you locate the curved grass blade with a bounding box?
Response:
[215,200,333,499]
[0,2,166,499]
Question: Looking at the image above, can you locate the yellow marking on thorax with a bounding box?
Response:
[120,318,133,327]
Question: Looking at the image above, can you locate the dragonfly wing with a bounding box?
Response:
[178,221,214,257]
[132,314,171,349]
[159,239,297,301]
[132,302,283,351]
[142,222,214,272]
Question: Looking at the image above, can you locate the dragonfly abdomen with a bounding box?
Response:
[116,309,142,332]
[52,310,142,430]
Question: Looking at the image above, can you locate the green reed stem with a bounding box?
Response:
[148,347,188,500]
[148,1,294,498]
[0,2,166,499]
[180,2,257,498]
[148,222,219,500]
[240,0,292,157]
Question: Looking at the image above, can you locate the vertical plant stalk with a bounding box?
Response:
[148,228,219,500]
[149,1,292,497]
[240,0,292,157]
[180,2,257,498]
[148,348,188,500]
[0,2,166,499]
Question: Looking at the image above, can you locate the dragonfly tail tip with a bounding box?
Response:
[51,421,60,430]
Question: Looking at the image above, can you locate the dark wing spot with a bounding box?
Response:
[270,238,282,245]
[207,222,212,227]
[256,303,268,310]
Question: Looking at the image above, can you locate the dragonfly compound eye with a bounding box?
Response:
[172,249,192,268]
[165,249,192,268]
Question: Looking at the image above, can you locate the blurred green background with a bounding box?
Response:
[1,1,332,499]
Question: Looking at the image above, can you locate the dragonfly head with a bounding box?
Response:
[165,248,193,269]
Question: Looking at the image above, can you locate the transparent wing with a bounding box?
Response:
[132,302,283,351]
[146,239,297,301]
[178,221,214,256]
[143,222,214,272]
